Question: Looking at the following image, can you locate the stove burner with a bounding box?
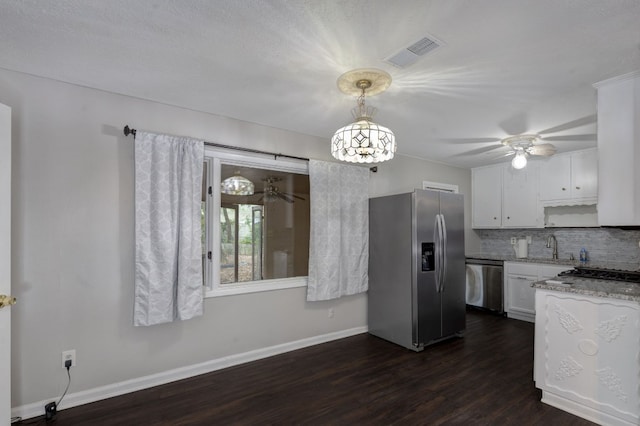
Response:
[558,267,640,283]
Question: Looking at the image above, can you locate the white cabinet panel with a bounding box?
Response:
[505,262,573,323]
[535,290,639,425]
[505,262,539,322]
[503,165,539,228]
[472,165,502,228]
[539,156,571,201]
[595,73,640,226]
[506,273,537,319]
[472,164,540,229]
[539,149,597,205]
[571,150,598,199]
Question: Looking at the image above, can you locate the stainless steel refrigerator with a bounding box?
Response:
[368,189,466,351]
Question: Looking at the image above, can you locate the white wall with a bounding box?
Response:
[369,155,479,253]
[1,68,473,410]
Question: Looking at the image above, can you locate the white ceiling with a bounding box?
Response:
[1,0,639,168]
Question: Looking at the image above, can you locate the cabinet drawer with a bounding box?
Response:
[505,262,538,276]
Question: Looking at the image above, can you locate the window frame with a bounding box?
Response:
[203,148,309,298]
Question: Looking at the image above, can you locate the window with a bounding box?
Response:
[202,150,310,297]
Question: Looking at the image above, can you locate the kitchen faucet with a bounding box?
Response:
[546,235,558,260]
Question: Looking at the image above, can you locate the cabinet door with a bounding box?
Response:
[506,273,537,320]
[570,149,598,199]
[539,155,571,201]
[535,291,640,424]
[472,165,502,228]
[596,75,640,226]
[502,165,539,227]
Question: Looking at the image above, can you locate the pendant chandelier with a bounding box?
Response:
[221,173,254,195]
[331,69,396,164]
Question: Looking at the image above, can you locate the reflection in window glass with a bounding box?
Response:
[219,164,310,284]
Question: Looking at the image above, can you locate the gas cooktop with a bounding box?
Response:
[558,266,640,283]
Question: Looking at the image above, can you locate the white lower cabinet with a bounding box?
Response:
[534,290,639,425]
[504,262,570,322]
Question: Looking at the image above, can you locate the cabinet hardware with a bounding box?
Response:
[575,186,580,190]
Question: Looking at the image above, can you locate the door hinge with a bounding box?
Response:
[207,251,212,260]
[208,186,212,195]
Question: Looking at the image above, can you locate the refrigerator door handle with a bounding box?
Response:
[434,214,445,293]
[433,214,441,292]
[440,214,447,293]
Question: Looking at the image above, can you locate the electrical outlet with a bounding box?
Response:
[510,237,516,244]
[526,236,532,244]
[62,349,76,368]
[328,308,334,318]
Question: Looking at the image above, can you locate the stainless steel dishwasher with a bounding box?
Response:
[465,258,504,313]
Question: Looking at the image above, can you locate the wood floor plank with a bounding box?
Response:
[24,310,596,425]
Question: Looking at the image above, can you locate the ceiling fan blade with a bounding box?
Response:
[537,115,597,135]
[453,144,505,157]
[278,193,295,203]
[528,143,557,156]
[442,137,501,145]
[542,134,596,142]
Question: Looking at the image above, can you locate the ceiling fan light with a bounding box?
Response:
[511,151,527,169]
[221,175,254,195]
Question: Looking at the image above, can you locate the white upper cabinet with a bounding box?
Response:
[502,164,539,227]
[472,165,502,228]
[594,72,640,226]
[472,163,540,229]
[538,148,597,205]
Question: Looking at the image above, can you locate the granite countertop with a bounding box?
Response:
[466,253,576,266]
[532,278,640,303]
[466,253,640,271]
[466,253,640,302]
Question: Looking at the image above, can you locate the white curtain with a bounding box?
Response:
[134,131,204,326]
[307,160,369,301]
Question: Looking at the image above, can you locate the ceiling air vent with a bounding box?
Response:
[384,34,443,68]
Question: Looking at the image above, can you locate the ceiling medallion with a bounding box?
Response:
[331,68,396,164]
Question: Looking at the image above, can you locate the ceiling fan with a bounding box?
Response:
[254,177,305,204]
[500,134,557,169]
[451,115,597,169]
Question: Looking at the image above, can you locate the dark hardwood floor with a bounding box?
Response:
[21,310,595,425]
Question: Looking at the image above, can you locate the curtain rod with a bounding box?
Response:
[123,126,377,172]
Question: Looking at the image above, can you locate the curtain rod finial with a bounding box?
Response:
[124,125,136,137]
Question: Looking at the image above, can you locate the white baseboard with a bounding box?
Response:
[12,326,368,420]
[542,390,637,426]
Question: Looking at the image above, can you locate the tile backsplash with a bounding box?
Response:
[477,228,640,264]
